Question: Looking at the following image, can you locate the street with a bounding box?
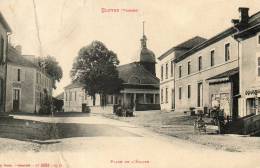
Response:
[0,114,259,168]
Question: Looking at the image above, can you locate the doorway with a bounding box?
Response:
[13,89,20,112]
[171,89,175,109]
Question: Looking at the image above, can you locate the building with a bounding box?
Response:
[5,45,53,113]
[159,7,260,120]
[64,29,160,112]
[158,36,207,111]
[0,12,11,113]
[234,8,260,117]
[64,83,101,112]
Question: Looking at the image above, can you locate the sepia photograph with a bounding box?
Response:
[0,0,260,167]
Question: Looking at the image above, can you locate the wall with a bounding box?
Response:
[64,87,101,112]
[90,105,113,114]
[0,23,7,113]
[239,34,260,117]
[158,52,175,111]
[175,36,239,111]
[35,69,53,112]
[6,64,35,113]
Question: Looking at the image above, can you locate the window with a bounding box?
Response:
[161,65,164,81]
[225,43,230,61]
[257,56,260,77]
[17,69,21,81]
[187,61,191,75]
[161,89,163,104]
[0,36,4,63]
[179,87,182,100]
[258,35,260,45]
[165,63,168,79]
[210,50,215,66]
[85,93,88,100]
[171,60,174,77]
[188,85,191,99]
[65,92,68,101]
[198,56,202,71]
[165,88,168,103]
[75,92,77,101]
[179,66,182,78]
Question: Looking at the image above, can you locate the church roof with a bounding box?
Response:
[140,48,156,63]
[117,62,159,85]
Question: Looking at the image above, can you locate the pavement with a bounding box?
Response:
[0,113,259,168]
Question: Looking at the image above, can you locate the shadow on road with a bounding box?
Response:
[0,118,140,142]
[10,112,91,117]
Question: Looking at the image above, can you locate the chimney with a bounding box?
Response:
[238,7,249,24]
[15,45,22,55]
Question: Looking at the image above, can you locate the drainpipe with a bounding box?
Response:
[232,26,241,118]
[3,32,12,113]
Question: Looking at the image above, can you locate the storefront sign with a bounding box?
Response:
[245,89,260,95]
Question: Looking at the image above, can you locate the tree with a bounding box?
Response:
[70,41,123,106]
[38,56,63,89]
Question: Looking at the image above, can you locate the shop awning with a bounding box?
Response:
[207,67,239,84]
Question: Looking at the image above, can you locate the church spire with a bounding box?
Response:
[141,21,147,48]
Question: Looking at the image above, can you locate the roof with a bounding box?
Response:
[207,67,239,80]
[55,92,64,100]
[0,12,11,32]
[158,36,207,60]
[7,46,38,68]
[65,62,160,91]
[140,48,156,63]
[174,9,260,63]
[64,82,85,90]
[117,62,159,85]
[174,28,236,63]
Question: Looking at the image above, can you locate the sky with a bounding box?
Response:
[1,0,260,96]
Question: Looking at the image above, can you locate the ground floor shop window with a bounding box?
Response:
[246,98,256,115]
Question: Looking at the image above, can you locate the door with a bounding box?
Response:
[171,89,175,109]
[13,89,20,112]
[197,82,203,107]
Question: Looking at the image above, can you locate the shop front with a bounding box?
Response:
[245,89,260,116]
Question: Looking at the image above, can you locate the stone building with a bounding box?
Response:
[5,46,53,113]
[0,12,11,113]
[234,8,260,117]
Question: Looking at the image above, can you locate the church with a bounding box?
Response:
[112,32,160,111]
[64,26,160,112]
